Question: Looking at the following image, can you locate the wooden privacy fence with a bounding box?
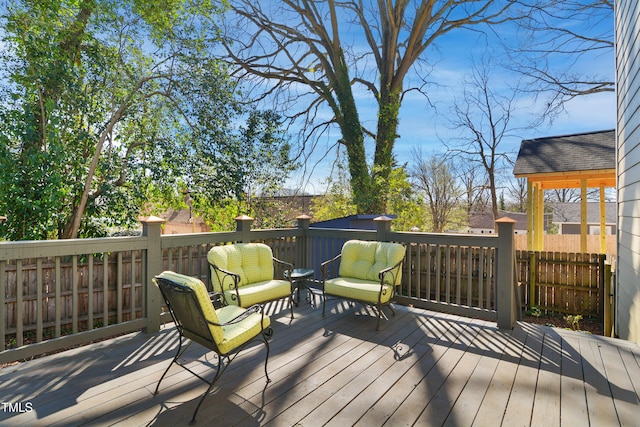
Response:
[516,250,609,319]
[2,252,144,342]
[396,246,610,321]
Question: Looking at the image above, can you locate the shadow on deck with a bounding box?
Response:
[1,297,639,426]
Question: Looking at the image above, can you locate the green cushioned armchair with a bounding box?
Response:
[153,271,272,424]
[321,240,406,330]
[208,243,295,319]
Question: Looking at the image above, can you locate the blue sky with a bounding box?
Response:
[284,6,616,195]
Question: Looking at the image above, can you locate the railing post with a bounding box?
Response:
[496,217,517,330]
[141,215,165,334]
[235,215,254,242]
[296,215,311,268]
[374,216,393,241]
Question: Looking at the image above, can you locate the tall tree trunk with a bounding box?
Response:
[372,86,401,214]
[332,51,374,214]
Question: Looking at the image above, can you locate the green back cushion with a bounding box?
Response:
[155,271,224,344]
[208,243,274,292]
[338,240,405,284]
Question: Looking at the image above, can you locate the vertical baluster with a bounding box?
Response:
[117,252,123,324]
[456,246,462,305]
[445,245,451,304]
[16,260,23,347]
[435,244,442,301]
[131,251,136,320]
[425,244,431,300]
[103,252,109,328]
[478,248,484,308]
[467,247,473,307]
[415,243,422,299]
[36,259,43,342]
[88,256,93,330]
[72,255,78,334]
[55,257,61,338]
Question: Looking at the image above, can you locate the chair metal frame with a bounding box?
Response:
[153,275,272,424]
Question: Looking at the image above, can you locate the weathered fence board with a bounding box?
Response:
[517,250,605,319]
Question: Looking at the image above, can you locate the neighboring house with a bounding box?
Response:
[550,202,617,236]
[468,211,531,235]
[159,208,211,234]
[616,1,640,345]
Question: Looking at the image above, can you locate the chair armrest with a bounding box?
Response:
[210,264,241,291]
[273,257,294,280]
[321,253,342,281]
[207,304,270,334]
[378,258,404,285]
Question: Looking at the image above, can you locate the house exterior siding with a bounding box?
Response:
[616,0,640,344]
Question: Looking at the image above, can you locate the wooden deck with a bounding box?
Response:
[1,297,639,426]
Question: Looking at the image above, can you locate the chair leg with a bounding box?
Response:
[154,333,186,396]
[262,331,271,383]
[322,294,326,317]
[289,293,294,319]
[387,303,396,317]
[189,360,224,425]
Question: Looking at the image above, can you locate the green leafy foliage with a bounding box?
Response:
[312,154,425,231]
[0,0,295,240]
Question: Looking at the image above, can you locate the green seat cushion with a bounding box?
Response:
[208,243,275,293]
[224,279,291,307]
[338,240,405,285]
[324,277,394,304]
[156,271,270,355]
[215,304,271,355]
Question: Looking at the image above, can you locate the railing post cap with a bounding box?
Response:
[235,215,254,221]
[139,215,166,224]
[297,214,312,220]
[495,217,517,224]
[374,215,393,222]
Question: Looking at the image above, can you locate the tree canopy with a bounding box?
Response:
[223,0,516,215]
[0,0,295,240]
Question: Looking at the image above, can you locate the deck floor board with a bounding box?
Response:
[1,299,639,427]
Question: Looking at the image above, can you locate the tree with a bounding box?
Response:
[458,158,490,219]
[448,59,532,224]
[0,0,218,239]
[505,177,528,212]
[191,110,298,231]
[310,155,357,222]
[222,0,517,215]
[510,0,614,114]
[0,1,295,240]
[384,165,426,232]
[410,149,462,233]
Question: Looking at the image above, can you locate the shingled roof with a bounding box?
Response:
[514,129,615,176]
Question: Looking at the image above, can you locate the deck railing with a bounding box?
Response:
[0,215,518,364]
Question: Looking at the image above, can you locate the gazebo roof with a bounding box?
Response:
[513,129,615,189]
